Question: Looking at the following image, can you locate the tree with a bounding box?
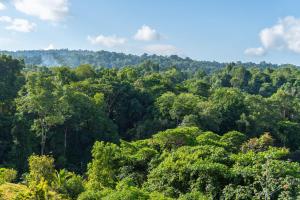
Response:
[51,87,118,171]
[276,121,300,150]
[86,141,121,190]
[152,127,201,150]
[170,93,202,124]
[209,88,245,133]
[270,89,300,120]
[220,131,246,152]
[52,169,84,199]
[241,133,274,153]
[145,145,230,198]
[230,147,300,199]
[237,95,277,136]
[0,168,17,184]
[0,55,24,105]
[74,64,96,80]
[16,72,66,155]
[100,178,150,200]
[27,155,56,185]
[155,92,202,126]
[184,79,210,97]
[0,55,24,164]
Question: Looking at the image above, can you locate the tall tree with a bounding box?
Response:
[16,72,66,155]
[0,55,24,164]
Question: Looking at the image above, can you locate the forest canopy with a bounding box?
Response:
[0,54,300,199]
[0,49,291,71]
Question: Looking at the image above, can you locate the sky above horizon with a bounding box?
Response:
[1,0,300,65]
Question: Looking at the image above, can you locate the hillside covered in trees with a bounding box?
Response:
[0,55,300,199]
[0,50,290,72]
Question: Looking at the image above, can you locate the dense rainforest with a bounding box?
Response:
[0,54,300,199]
[0,49,290,71]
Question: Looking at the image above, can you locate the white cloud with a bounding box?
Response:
[44,43,55,50]
[134,25,161,41]
[87,35,126,47]
[0,16,36,32]
[6,19,36,32]
[144,44,178,55]
[246,16,300,56]
[0,16,11,23]
[13,0,69,22]
[244,47,266,56]
[0,2,6,10]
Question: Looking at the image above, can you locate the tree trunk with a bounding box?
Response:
[64,127,68,157]
[41,131,46,155]
[40,121,47,155]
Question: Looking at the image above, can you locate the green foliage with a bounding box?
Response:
[15,179,64,200]
[27,155,56,186]
[184,79,210,97]
[16,72,66,155]
[228,145,300,199]
[277,120,300,150]
[178,191,210,200]
[241,133,274,153]
[86,141,121,190]
[0,168,17,184]
[144,143,230,198]
[101,185,149,200]
[0,55,24,166]
[80,128,300,199]
[196,131,224,147]
[1,54,300,199]
[0,50,286,72]
[222,184,253,200]
[152,127,201,150]
[52,169,84,199]
[0,183,29,200]
[74,64,96,80]
[149,192,174,200]
[0,55,24,102]
[77,190,102,200]
[63,173,84,199]
[220,131,246,152]
[209,88,245,133]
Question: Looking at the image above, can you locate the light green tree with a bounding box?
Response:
[16,72,66,155]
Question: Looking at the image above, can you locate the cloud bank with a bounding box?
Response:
[88,35,127,47]
[13,0,69,22]
[0,16,36,32]
[244,47,266,56]
[88,25,179,55]
[0,2,6,10]
[245,16,300,56]
[144,44,178,55]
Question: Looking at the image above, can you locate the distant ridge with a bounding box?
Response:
[0,49,295,72]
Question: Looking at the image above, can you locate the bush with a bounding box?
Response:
[27,155,55,185]
[77,190,102,200]
[153,127,201,150]
[179,191,210,200]
[0,168,17,184]
[65,174,84,199]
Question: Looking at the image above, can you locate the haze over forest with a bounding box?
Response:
[0,49,293,69]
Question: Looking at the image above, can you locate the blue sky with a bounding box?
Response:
[1,0,300,65]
